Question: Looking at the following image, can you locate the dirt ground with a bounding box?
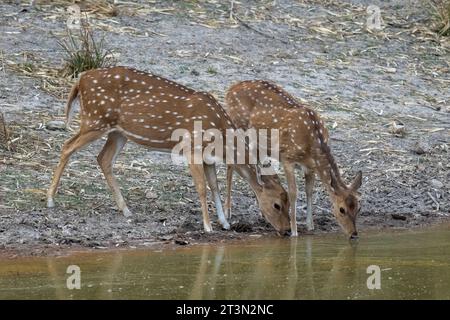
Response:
[0,0,449,256]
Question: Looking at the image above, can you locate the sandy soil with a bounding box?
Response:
[0,0,449,255]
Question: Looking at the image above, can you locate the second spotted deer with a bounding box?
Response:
[225,80,362,238]
[47,67,290,234]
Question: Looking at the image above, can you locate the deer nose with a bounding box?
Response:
[349,232,359,240]
[277,230,291,237]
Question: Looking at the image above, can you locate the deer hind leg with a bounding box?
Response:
[47,130,105,208]
[97,131,131,217]
[224,165,233,219]
[204,163,230,230]
[283,161,298,237]
[304,169,316,231]
[189,163,213,232]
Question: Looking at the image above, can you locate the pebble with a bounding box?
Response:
[389,121,405,137]
[45,120,66,131]
[430,179,444,189]
[175,239,189,245]
[412,141,429,155]
[145,190,158,199]
[384,67,397,74]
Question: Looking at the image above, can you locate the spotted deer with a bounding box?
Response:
[47,67,290,234]
[225,80,362,239]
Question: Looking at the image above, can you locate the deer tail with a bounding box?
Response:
[65,81,80,127]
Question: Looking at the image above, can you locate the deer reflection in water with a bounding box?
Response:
[3,228,450,299]
[4,239,361,299]
[185,238,360,300]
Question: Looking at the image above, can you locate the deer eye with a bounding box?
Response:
[339,207,346,215]
[273,203,281,211]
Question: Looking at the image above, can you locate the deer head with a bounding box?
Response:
[330,171,362,239]
[255,173,291,235]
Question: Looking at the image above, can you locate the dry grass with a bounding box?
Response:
[56,20,116,78]
[428,0,450,36]
[15,0,119,18]
[1,19,115,99]
[0,113,12,151]
[4,52,74,99]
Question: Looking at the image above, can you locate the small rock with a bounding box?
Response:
[391,213,407,221]
[145,190,158,199]
[159,235,174,241]
[175,239,189,245]
[412,141,429,155]
[413,213,422,220]
[384,67,397,74]
[190,69,200,76]
[430,179,444,189]
[45,120,66,131]
[389,121,406,137]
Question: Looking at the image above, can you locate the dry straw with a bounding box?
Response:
[427,0,450,36]
[0,113,9,150]
[56,19,116,78]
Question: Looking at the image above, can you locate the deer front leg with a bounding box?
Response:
[204,163,230,230]
[304,169,316,231]
[283,161,298,237]
[97,131,131,217]
[189,164,213,232]
[47,130,105,208]
[224,165,234,219]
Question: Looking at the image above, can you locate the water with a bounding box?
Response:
[1,225,449,299]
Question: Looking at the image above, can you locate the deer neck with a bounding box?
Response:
[233,164,263,194]
[313,142,346,196]
[222,126,264,194]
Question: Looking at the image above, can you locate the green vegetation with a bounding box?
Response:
[206,66,218,75]
[56,20,115,78]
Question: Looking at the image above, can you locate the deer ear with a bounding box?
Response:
[263,173,279,183]
[255,165,264,186]
[260,174,279,187]
[330,170,340,192]
[350,171,362,191]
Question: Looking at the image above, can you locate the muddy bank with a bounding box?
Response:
[1,214,449,259]
[0,0,449,256]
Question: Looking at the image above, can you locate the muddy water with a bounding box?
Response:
[0,225,449,300]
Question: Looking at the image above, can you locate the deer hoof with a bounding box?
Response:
[221,221,231,230]
[123,207,132,217]
[47,198,55,208]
